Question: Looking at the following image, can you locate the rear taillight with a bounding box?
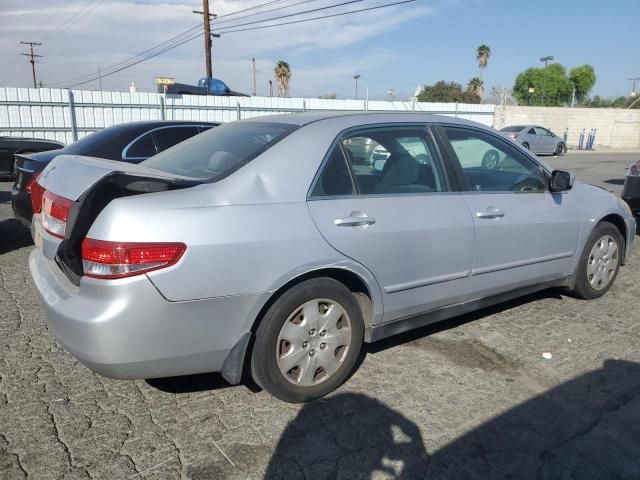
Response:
[628,162,640,177]
[30,177,45,214]
[81,238,186,279]
[41,190,74,238]
[509,133,518,139]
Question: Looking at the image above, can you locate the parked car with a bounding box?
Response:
[499,125,566,156]
[11,120,217,226]
[0,135,64,178]
[28,113,635,403]
[622,159,640,215]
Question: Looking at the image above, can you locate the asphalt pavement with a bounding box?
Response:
[0,151,639,479]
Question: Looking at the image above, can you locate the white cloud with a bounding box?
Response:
[0,0,432,97]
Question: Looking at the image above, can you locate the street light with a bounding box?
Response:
[540,55,554,105]
[353,74,360,100]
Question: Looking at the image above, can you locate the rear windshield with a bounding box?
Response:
[499,126,524,132]
[141,121,298,180]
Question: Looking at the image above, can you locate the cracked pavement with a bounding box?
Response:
[1,152,639,479]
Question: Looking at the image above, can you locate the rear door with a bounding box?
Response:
[438,125,580,299]
[307,125,475,323]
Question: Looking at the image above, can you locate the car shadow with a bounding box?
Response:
[367,289,564,355]
[263,359,640,479]
[147,290,566,396]
[0,218,33,254]
[604,178,625,186]
[0,189,11,203]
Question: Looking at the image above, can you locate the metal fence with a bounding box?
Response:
[0,87,496,145]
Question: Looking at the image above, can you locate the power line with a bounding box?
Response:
[213,0,321,27]
[54,0,415,88]
[214,0,369,32]
[49,0,341,87]
[217,0,416,34]
[48,24,204,87]
[44,0,103,40]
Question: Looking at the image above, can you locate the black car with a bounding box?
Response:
[11,120,218,226]
[1,136,64,177]
[622,160,640,215]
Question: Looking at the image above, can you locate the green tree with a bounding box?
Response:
[417,81,480,104]
[569,65,596,101]
[273,61,291,97]
[468,77,484,98]
[476,45,491,79]
[513,63,573,106]
[318,93,337,99]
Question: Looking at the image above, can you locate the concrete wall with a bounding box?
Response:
[494,105,640,151]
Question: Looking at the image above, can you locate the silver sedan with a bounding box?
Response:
[500,125,566,156]
[29,113,635,403]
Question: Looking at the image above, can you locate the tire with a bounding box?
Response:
[571,222,623,300]
[250,278,365,403]
[521,142,530,150]
[555,142,566,156]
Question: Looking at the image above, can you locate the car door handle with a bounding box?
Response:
[334,211,376,227]
[476,207,505,219]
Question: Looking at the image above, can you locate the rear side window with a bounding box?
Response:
[312,126,448,197]
[499,126,523,132]
[125,133,156,159]
[141,122,298,180]
[153,127,200,153]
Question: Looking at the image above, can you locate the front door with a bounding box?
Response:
[307,125,475,323]
[534,127,557,154]
[440,125,580,299]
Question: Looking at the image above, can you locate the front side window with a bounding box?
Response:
[534,127,550,136]
[141,122,298,180]
[442,127,547,193]
[313,126,448,197]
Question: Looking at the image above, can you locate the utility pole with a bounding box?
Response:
[20,41,43,88]
[251,58,256,96]
[193,1,219,79]
[269,80,273,97]
[539,55,553,105]
[571,88,576,108]
[629,77,640,97]
[353,74,360,100]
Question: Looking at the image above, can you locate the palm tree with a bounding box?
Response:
[468,77,484,98]
[476,45,491,79]
[274,61,291,97]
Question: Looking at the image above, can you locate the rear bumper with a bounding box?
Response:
[29,248,264,380]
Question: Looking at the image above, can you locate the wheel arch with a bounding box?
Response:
[250,267,378,335]
[221,266,380,385]
[599,213,628,263]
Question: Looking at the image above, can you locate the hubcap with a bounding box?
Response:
[587,235,619,291]
[276,299,352,387]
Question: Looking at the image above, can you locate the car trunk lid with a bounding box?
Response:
[33,154,200,284]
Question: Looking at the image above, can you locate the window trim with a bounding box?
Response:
[434,124,551,195]
[121,124,213,161]
[307,123,457,200]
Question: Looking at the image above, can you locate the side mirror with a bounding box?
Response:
[549,170,573,192]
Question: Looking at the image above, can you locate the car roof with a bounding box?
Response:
[240,111,490,129]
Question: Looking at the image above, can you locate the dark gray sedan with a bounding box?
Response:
[500,125,566,156]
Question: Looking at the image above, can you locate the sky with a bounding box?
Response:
[0,0,637,100]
